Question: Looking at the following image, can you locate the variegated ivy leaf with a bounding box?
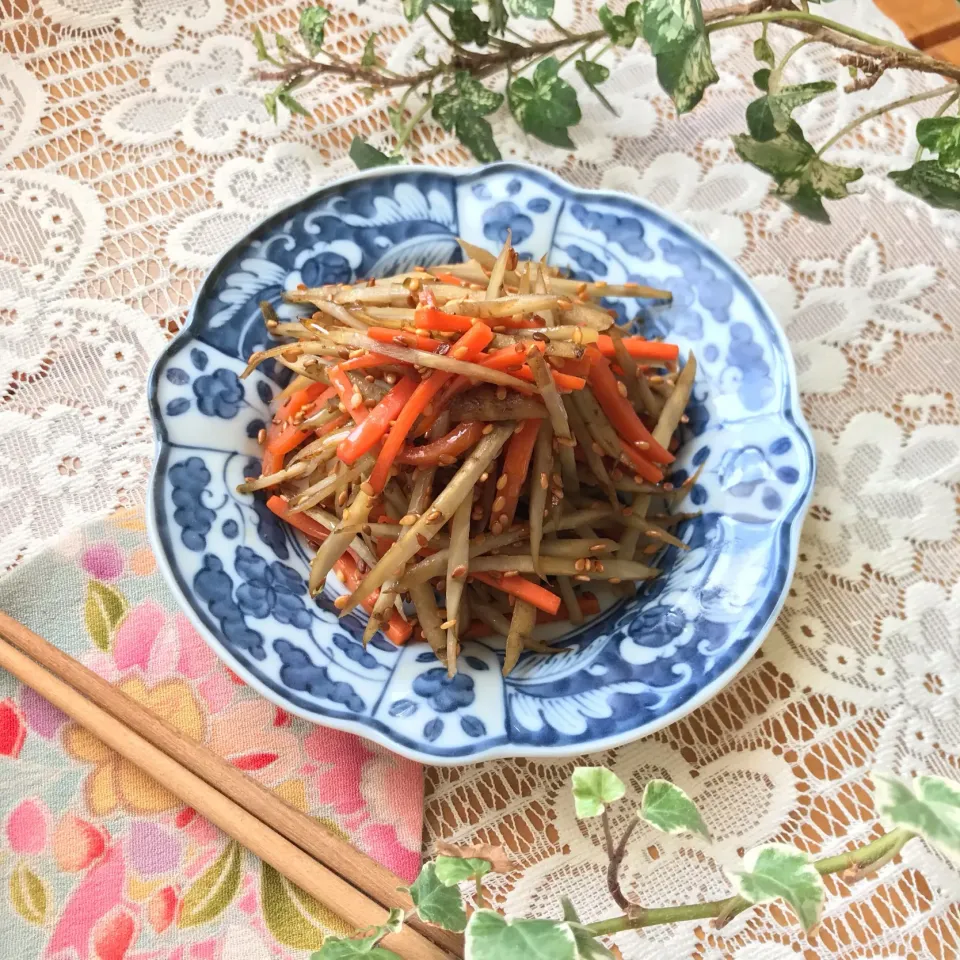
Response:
[361,33,380,68]
[349,138,402,170]
[746,81,835,141]
[642,0,718,113]
[733,125,862,223]
[409,862,467,932]
[598,2,643,46]
[732,844,825,932]
[570,923,616,959]
[508,57,581,148]
[434,855,492,886]
[506,0,554,19]
[753,30,775,67]
[639,779,711,841]
[875,772,960,861]
[403,0,431,21]
[916,117,960,170]
[465,911,577,960]
[576,60,610,88]
[450,8,490,46]
[299,6,330,55]
[433,71,504,162]
[571,767,626,818]
[889,161,960,211]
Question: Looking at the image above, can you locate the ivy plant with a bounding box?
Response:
[254,2,960,222]
[310,767,956,957]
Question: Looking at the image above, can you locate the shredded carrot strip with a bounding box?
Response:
[337,376,418,466]
[413,307,475,333]
[619,437,664,484]
[394,421,486,466]
[261,384,336,475]
[328,366,367,425]
[367,327,447,352]
[340,352,402,372]
[314,411,351,437]
[596,336,679,363]
[334,553,412,645]
[266,495,329,542]
[481,344,586,391]
[369,323,494,492]
[588,351,673,464]
[492,419,540,530]
[432,271,468,287]
[537,592,601,623]
[472,572,561,616]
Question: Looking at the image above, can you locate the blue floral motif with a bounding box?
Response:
[191,348,209,371]
[727,322,773,412]
[301,251,353,287]
[483,201,533,245]
[169,457,215,551]
[246,417,266,438]
[660,238,733,323]
[234,545,312,629]
[274,639,364,712]
[561,244,607,277]
[527,197,550,214]
[194,554,265,658]
[413,668,475,713]
[166,398,190,417]
[194,368,245,418]
[570,203,653,260]
[166,367,190,385]
[222,519,238,539]
[333,633,379,670]
[257,381,274,404]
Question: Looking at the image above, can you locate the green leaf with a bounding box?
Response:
[434,856,492,886]
[9,862,47,925]
[889,160,960,211]
[733,126,862,223]
[733,844,825,932]
[433,71,504,129]
[299,6,330,54]
[263,91,278,122]
[875,772,960,861]
[253,27,271,62]
[560,897,581,923]
[571,766,626,818]
[261,862,349,949]
[349,137,402,170]
[84,580,127,652]
[753,32,775,67]
[465,910,577,960]
[746,81,835,141]
[409,863,467,932]
[570,923,616,959]
[279,91,311,117]
[643,0,717,113]
[598,3,637,46]
[404,0,431,21]
[506,0,554,18]
[456,116,501,161]
[576,60,610,87]
[639,779,711,840]
[450,7,489,45]
[274,33,294,62]
[487,0,508,33]
[753,68,770,91]
[916,116,960,170]
[179,840,244,928]
[361,33,380,68]
[508,57,581,148]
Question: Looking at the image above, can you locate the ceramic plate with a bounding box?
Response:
[146,162,814,764]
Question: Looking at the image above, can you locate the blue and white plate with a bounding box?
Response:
[147,162,814,764]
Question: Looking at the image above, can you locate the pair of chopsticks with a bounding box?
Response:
[0,610,462,960]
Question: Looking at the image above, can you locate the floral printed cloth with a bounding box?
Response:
[0,508,423,959]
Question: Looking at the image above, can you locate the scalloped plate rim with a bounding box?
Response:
[146,160,815,765]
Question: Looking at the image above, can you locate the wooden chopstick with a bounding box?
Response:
[0,613,461,959]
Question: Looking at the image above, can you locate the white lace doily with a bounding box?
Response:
[1,0,958,955]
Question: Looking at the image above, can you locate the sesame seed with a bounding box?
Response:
[490,521,503,535]
[574,574,591,582]
[281,348,300,363]
[399,513,418,526]
[440,618,456,630]
[341,508,351,523]
[663,482,675,492]
[633,475,645,485]
[453,346,468,359]
[532,331,549,342]
[482,424,493,435]
[496,475,508,491]
[552,473,563,486]
[680,414,690,424]
[496,386,507,401]
[622,507,633,517]
[573,326,583,345]
[594,561,605,573]
[337,490,349,506]
[503,569,519,579]
[492,496,506,513]
[590,543,606,553]
[384,373,397,385]
[365,374,375,383]
[426,509,442,524]
[334,595,349,609]
[338,402,347,413]
[609,577,622,584]
[611,468,624,481]
[635,440,650,449]
[360,481,375,497]
[350,391,363,408]
[540,472,549,490]
[498,514,508,526]
[348,349,364,359]
[592,442,605,457]
[574,559,586,572]
[257,428,266,444]
[616,381,629,398]
[244,476,256,483]
[556,436,576,447]
[416,327,430,337]
[471,507,484,521]
[644,544,659,555]
[647,529,663,539]
[438,454,456,466]
[265,318,279,330]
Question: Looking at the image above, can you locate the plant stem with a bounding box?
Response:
[584,828,915,937]
[705,11,918,57]
[768,36,813,94]
[816,83,957,157]
[394,95,433,152]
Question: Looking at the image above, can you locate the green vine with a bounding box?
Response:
[310,768,959,958]
[256,0,960,221]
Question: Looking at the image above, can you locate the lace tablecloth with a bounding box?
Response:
[2,0,959,956]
